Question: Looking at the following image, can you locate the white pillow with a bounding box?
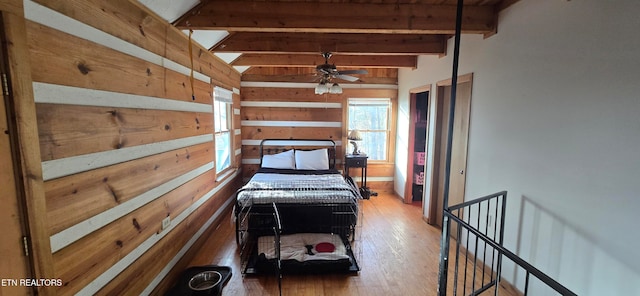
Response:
[295,148,329,170]
[261,149,295,169]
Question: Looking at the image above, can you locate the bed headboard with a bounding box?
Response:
[259,139,337,169]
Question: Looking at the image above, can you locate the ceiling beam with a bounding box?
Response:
[212,32,445,55]
[175,1,496,35]
[232,54,418,69]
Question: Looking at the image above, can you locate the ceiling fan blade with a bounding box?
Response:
[336,69,368,75]
[335,74,360,82]
[316,67,334,75]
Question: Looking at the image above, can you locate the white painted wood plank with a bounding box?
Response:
[240,101,342,108]
[33,82,212,112]
[241,120,341,127]
[242,158,260,165]
[162,59,210,83]
[42,134,213,181]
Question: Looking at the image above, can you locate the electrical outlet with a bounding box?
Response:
[162,216,171,230]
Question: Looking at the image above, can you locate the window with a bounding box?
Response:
[214,87,233,173]
[348,98,391,161]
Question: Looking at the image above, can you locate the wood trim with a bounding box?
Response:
[387,95,398,168]
[428,74,473,226]
[229,93,240,171]
[421,86,433,215]
[1,9,54,295]
[436,73,474,86]
[404,92,418,204]
[427,90,443,225]
[404,84,432,204]
[0,7,31,296]
[409,85,432,94]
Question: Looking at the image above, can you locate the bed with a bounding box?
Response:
[235,139,362,275]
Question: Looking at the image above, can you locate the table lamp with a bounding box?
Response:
[348,130,363,155]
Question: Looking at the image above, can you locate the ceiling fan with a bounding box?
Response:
[316,52,368,82]
[314,52,368,94]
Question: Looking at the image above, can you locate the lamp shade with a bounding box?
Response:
[315,82,328,95]
[329,83,342,94]
[348,130,363,141]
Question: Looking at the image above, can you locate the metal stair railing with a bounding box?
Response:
[437,191,577,296]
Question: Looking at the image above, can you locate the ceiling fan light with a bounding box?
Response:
[329,83,342,94]
[315,82,328,94]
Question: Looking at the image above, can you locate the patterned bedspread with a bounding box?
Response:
[236,169,360,207]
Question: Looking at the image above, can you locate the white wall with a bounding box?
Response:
[396,0,640,294]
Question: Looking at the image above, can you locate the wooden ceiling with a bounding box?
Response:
[173,0,519,70]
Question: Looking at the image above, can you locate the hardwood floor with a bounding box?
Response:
[186,192,520,296]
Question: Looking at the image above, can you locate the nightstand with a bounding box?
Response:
[344,154,375,199]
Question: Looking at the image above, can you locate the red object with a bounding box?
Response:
[415,152,426,165]
[315,242,336,253]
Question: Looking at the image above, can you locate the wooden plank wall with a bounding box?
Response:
[22,0,242,295]
[241,67,398,191]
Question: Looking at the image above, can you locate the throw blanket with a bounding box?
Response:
[258,233,349,262]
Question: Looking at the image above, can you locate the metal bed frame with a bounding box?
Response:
[235,139,362,277]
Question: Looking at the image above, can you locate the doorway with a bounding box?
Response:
[404,86,430,205]
[426,74,473,226]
